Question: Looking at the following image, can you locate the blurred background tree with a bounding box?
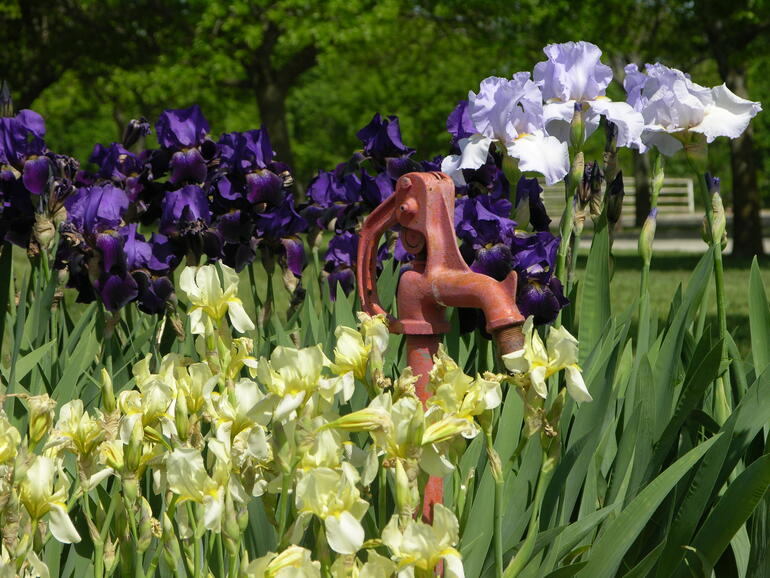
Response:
[1,0,767,254]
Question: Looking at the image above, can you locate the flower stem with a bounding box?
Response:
[486,431,504,578]
[277,471,293,548]
[378,462,387,531]
[686,150,731,423]
[503,449,554,578]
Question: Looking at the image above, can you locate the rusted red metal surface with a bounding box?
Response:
[357,171,525,522]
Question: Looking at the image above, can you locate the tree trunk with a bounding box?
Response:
[255,80,295,173]
[726,69,765,257]
[633,149,651,227]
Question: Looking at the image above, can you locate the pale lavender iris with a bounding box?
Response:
[624,62,762,155]
[441,73,569,186]
[534,41,644,149]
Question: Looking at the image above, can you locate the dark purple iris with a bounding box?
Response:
[515,176,551,232]
[254,197,308,277]
[511,231,567,323]
[155,105,214,184]
[356,113,414,162]
[65,184,129,232]
[156,105,210,149]
[0,109,51,194]
[447,100,476,146]
[89,143,146,200]
[456,195,517,249]
[0,175,35,247]
[324,230,358,300]
[219,128,273,173]
[360,170,392,209]
[160,185,211,235]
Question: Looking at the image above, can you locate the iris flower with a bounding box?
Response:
[502,317,592,402]
[179,263,254,334]
[624,62,762,155]
[534,41,644,149]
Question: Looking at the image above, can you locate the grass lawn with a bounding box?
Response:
[581,250,770,358]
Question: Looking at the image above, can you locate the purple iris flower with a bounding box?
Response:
[0,109,51,194]
[155,105,214,184]
[515,176,551,231]
[254,197,308,277]
[356,113,414,162]
[218,128,273,173]
[120,225,176,314]
[65,184,129,232]
[90,143,146,200]
[246,169,284,205]
[385,157,423,181]
[455,195,517,249]
[160,185,211,235]
[156,105,210,149]
[0,175,35,247]
[421,156,444,172]
[122,224,173,273]
[95,272,139,312]
[511,231,568,323]
[324,230,358,300]
[308,165,362,207]
[305,165,363,230]
[447,100,477,146]
[360,170,393,209]
[122,117,151,149]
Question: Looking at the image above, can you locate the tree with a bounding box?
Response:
[690,0,769,257]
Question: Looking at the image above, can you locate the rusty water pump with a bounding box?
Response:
[356,171,525,521]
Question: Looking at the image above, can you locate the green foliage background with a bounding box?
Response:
[4,0,765,201]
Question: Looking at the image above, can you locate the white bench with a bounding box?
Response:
[541,177,695,220]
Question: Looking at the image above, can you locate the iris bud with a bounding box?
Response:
[137,497,153,553]
[100,368,116,413]
[122,117,151,149]
[487,446,503,484]
[570,102,585,149]
[27,394,56,445]
[639,208,658,265]
[175,390,189,442]
[606,172,625,226]
[162,512,182,569]
[125,419,144,473]
[0,81,12,117]
[223,492,240,556]
[33,214,56,251]
[711,192,727,248]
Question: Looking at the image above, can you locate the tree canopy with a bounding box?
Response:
[2,0,767,252]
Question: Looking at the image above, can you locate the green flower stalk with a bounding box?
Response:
[684,139,731,424]
[556,104,586,323]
